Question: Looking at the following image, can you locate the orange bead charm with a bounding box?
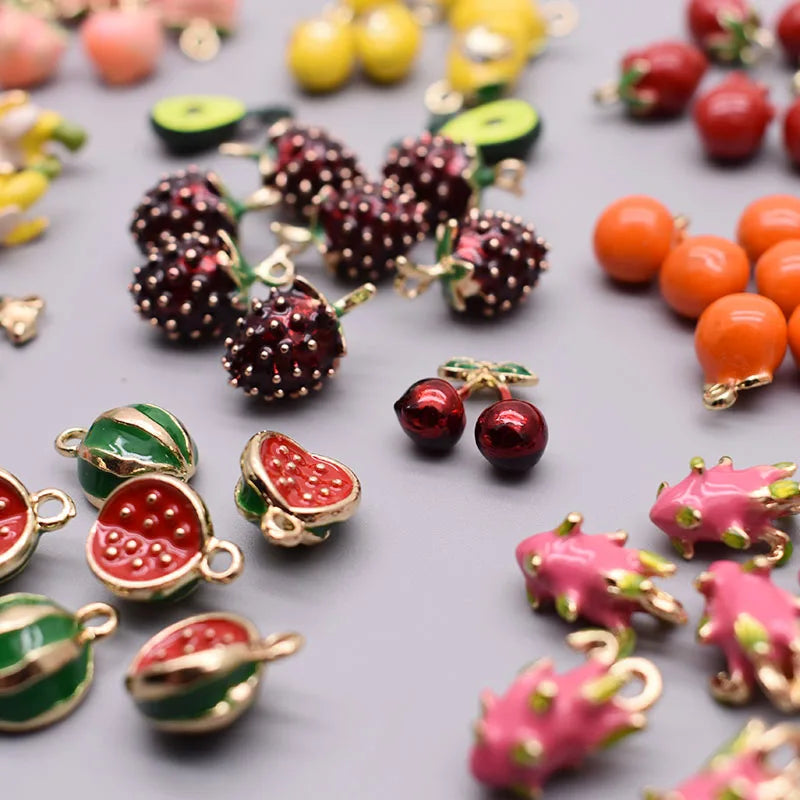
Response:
[755,239,800,317]
[593,195,683,283]
[788,305,800,369]
[695,293,787,410]
[659,234,750,319]
[737,194,800,262]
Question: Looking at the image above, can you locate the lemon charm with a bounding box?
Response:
[355,3,422,84]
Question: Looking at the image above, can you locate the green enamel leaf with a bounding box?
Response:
[675,506,701,529]
[696,615,712,641]
[718,788,746,800]
[556,514,581,537]
[493,362,533,378]
[528,682,556,715]
[615,627,637,658]
[442,358,479,372]
[526,589,540,610]
[435,223,457,262]
[600,722,641,749]
[721,527,749,550]
[235,479,269,521]
[670,538,689,558]
[773,461,796,472]
[733,613,769,655]
[511,739,542,767]
[583,672,627,704]
[769,478,800,500]
[637,550,674,576]
[443,259,474,284]
[554,594,578,622]
[610,571,647,598]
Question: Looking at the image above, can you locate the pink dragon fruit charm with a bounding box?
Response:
[644,719,800,800]
[650,456,800,564]
[695,558,800,711]
[470,629,663,799]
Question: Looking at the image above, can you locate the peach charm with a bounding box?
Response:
[0,5,67,90]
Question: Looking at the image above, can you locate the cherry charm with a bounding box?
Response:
[686,0,770,64]
[394,378,466,452]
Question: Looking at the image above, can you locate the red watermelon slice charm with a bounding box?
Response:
[87,475,244,602]
[0,468,76,583]
[125,612,303,733]
[235,431,361,547]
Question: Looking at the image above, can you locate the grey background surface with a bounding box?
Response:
[2,0,800,797]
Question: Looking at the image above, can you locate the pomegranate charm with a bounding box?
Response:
[470,630,663,798]
[235,431,361,548]
[515,512,687,654]
[650,456,800,564]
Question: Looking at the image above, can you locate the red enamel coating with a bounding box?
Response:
[133,617,251,673]
[261,433,354,510]
[0,476,29,557]
[90,478,202,583]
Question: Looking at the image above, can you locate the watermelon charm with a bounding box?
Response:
[87,475,244,602]
[0,593,117,732]
[126,613,303,733]
[235,431,361,547]
[650,456,800,564]
[470,629,663,799]
[644,719,800,800]
[55,403,198,508]
[515,512,687,654]
[0,468,76,583]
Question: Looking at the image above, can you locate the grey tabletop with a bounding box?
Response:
[3,0,800,797]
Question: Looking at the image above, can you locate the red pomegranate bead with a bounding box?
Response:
[784,99,800,167]
[693,72,774,161]
[777,1,800,64]
[475,399,548,472]
[394,378,466,452]
[686,0,766,63]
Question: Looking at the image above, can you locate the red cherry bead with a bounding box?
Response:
[784,99,800,167]
[394,378,466,452]
[777,1,800,64]
[474,400,548,472]
[687,0,756,61]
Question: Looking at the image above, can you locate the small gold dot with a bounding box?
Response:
[286,462,297,471]
[320,488,330,497]
[184,644,195,654]
[0,526,10,536]
[271,458,282,468]
[303,492,313,501]
[155,649,167,661]
[108,531,120,542]
[146,492,158,505]
[332,479,343,487]
[315,463,327,473]
[105,547,118,558]
[174,527,186,539]
[293,454,302,463]
[277,446,289,456]
[182,628,193,639]
[0,499,7,511]
[160,554,172,566]
[125,540,138,554]
[222,633,234,644]
[164,508,175,520]
[143,518,154,529]
[308,476,319,485]
[120,506,132,519]
[204,628,215,640]
[132,558,144,569]
[151,543,163,554]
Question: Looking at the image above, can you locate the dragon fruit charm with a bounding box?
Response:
[516,513,687,653]
[695,558,800,711]
[644,718,800,800]
[471,630,663,799]
[650,456,800,564]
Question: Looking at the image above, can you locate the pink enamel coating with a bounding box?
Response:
[156,0,239,30]
[668,750,767,799]
[0,6,66,89]
[649,458,799,559]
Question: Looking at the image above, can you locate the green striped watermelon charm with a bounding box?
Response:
[0,469,76,583]
[55,404,198,508]
[126,612,303,733]
[235,431,361,547]
[0,593,118,731]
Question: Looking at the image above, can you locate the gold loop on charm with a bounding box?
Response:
[261,506,307,547]
[250,632,305,663]
[394,256,444,300]
[30,488,77,533]
[54,428,87,458]
[542,1,579,38]
[609,657,663,713]
[424,79,465,116]
[179,18,221,62]
[493,159,526,196]
[567,629,620,666]
[637,586,688,626]
[757,723,800,799]
[252,244,297,288]
[75,602,118,645]
[199,538,245,584]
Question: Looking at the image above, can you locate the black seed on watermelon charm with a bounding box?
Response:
[222,277,376,400]
[395,209,549,318]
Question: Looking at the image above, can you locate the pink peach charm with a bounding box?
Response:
[81,8,164,86]
[471,630,662,800]
[650,456,800,564]
[157,0,239,32]
[695,558,800,711]
[515,513,687,653]
[644,719,800,800]
[0,5,67,90]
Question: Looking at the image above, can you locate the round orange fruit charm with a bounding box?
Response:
[737,194,800,262]
[755,239,800,317]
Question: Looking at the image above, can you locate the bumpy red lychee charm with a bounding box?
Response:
[235,431,361,547]
[516,513,687,653]
[86,474,243,602]
[650,457,800,563]
[470,630,663,799]
[695,559,800,711]
[395,210,548,318]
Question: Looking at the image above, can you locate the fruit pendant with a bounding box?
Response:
[0,294,45,345]
[778,1,800,65]
[235,431,361,548]
[470,629,662,798]
[382,131,525,228]
[650,456,800,563]
[595,40,708,118]
[686,0,771,64]
[0,5,67,90]
[644,719,800,800]
[695,294,787,410]
[126,612,302,733]
[695,558,800,711]
[0,468,75,583]
[159,0,239,61]
[395,210,548,318]
[86,474,243,602]
[737,194,800,262]
[0,593,117,731]
[516,513,687,655]
[55,403,197,508]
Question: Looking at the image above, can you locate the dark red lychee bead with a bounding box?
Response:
[475,400,548,472]
[130,233,244,342]
[382,132,476,228]
[264,122,364,220]
[130,168,238,254]
[222,279,345,400]
[394,378,466,452]
[314,180,428,283]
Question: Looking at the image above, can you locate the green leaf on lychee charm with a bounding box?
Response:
[769,478,800,500]
[721,527,750,550]
[637,550,675,576]
[733,613,769,655]
[582,672,627,704]
[555,593,578,622]
[675,506,702,529]
[528,681,557,715]
[609,571,647,598]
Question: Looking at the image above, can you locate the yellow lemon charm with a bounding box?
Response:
[287,16,356,93]
[355,3,422,84]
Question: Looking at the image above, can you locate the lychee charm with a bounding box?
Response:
[650,457,799,563]
[470,630,663,798]
[125,613,303,733]
[235,431,361,547]
[516,513,687,653]
[0,468,76,583]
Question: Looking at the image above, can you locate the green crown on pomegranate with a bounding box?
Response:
[55,403,198,508]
